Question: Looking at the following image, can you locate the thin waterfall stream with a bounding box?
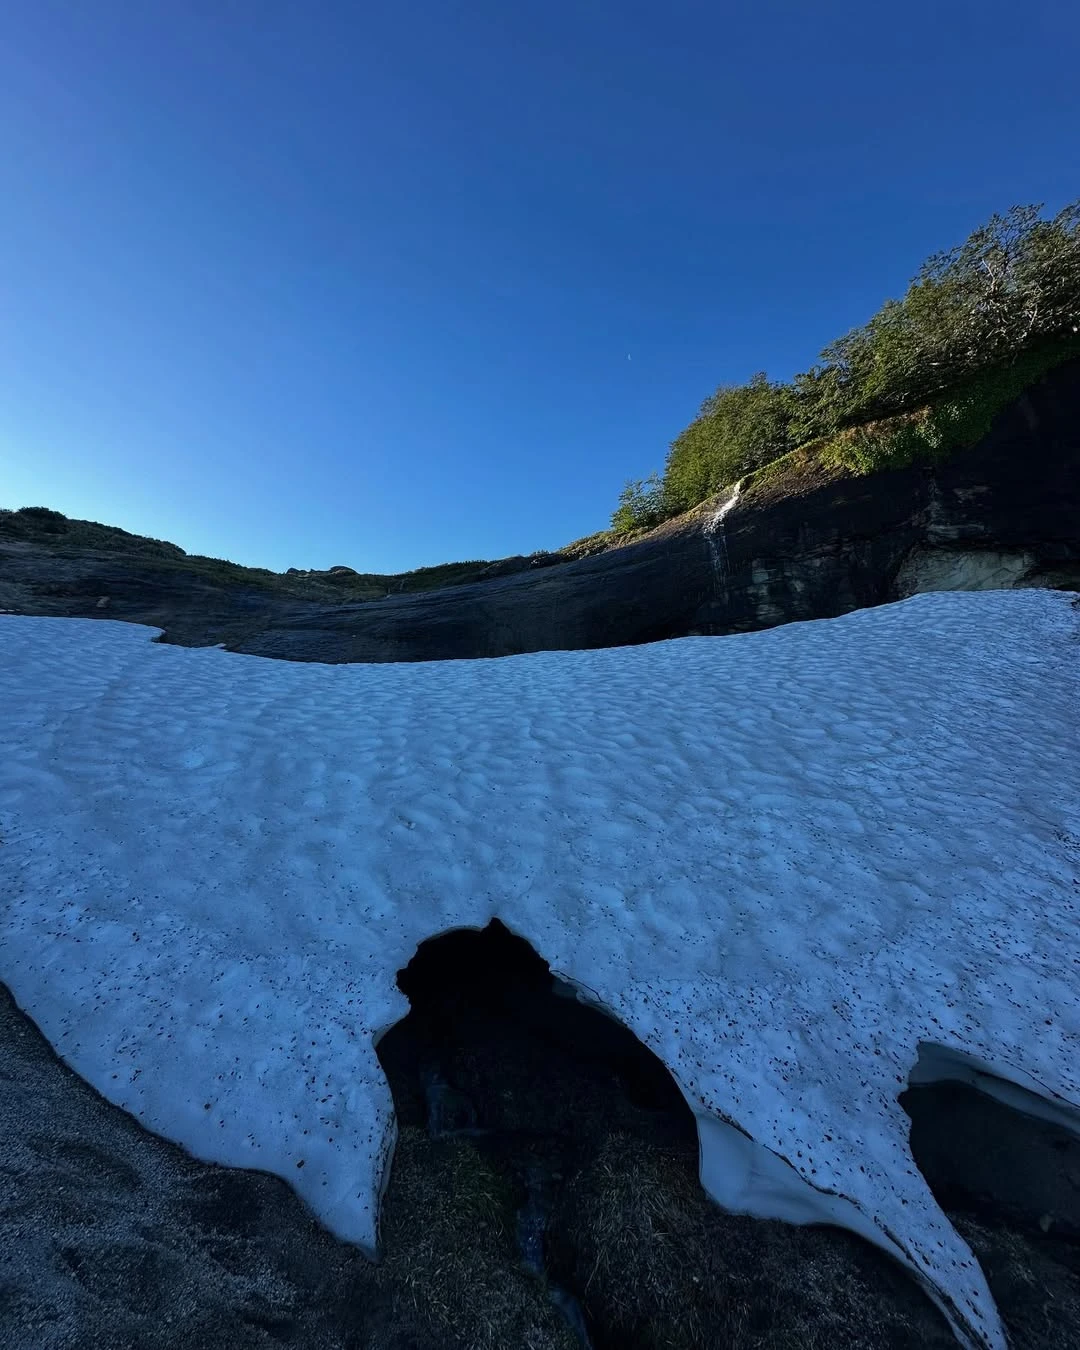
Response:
[704,479,742,592]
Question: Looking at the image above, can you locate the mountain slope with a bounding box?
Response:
[2,357,1077,662]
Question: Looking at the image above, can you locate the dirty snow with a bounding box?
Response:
[1,591,1078,1348]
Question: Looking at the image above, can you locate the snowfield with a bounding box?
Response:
[1,591,1078,1348]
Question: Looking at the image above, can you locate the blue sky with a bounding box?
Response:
[1,1,1077,573]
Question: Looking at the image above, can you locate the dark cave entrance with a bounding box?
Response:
[375,919,700,1347]
[383,918,690,1125]
[372,922,959,1350]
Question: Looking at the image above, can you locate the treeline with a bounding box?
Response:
[613,201,1080,533]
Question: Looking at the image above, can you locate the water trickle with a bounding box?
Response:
[704,480,742,593]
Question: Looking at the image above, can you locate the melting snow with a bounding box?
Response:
[1,591,1078,1348]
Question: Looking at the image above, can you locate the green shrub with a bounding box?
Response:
[663,373,795,514]
[13,505,69,535]
[610,473,669,534]
[821,335,1080,474]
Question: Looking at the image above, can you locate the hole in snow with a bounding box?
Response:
[390,918,687,1118]
[901,1053,1080,1346]
[373,920,953,1349]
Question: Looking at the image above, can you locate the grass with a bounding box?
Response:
[558,529,618,560]
[0,507,188,558]
[740,441,843,508]
[377,1126,575,1350]
[819,335,1080,476]
[547,1132,954,1349]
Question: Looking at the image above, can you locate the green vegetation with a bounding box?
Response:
[613,200,1080,533]
[3,505,186,556]
[610,473,668,533]
[664,372,796,515]
[819,335,1080,475]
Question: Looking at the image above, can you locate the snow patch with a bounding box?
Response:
[2,592,1079,1349]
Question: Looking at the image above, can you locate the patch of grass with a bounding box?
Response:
[820,336,1080,476]
[547,1132,954,1350]
[1,507,187,558]
[741,441,841,506]
[559,529,617,560]
[377,1127,575,1350]
[390,559,509,593]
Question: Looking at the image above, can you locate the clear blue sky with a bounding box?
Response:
[1,1,1077,573]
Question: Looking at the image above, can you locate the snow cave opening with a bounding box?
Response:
[382,918,693,1124]
[374,918,700,1344]
[372,922,962,1348]
[892,1048,1080,1345]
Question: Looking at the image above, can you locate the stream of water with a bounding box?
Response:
[704,480,742,592]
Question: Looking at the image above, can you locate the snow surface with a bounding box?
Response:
[2,591,1079,1349]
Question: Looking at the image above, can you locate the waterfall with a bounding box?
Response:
[704,479,742,590]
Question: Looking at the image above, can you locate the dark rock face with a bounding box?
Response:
[2,360,1077,663]
[0,544,289,651]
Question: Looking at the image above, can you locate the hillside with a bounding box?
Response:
[609,201,1080,535]
[0,504,585,651]
[0,504,578,601]
[3,353,1078,661]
